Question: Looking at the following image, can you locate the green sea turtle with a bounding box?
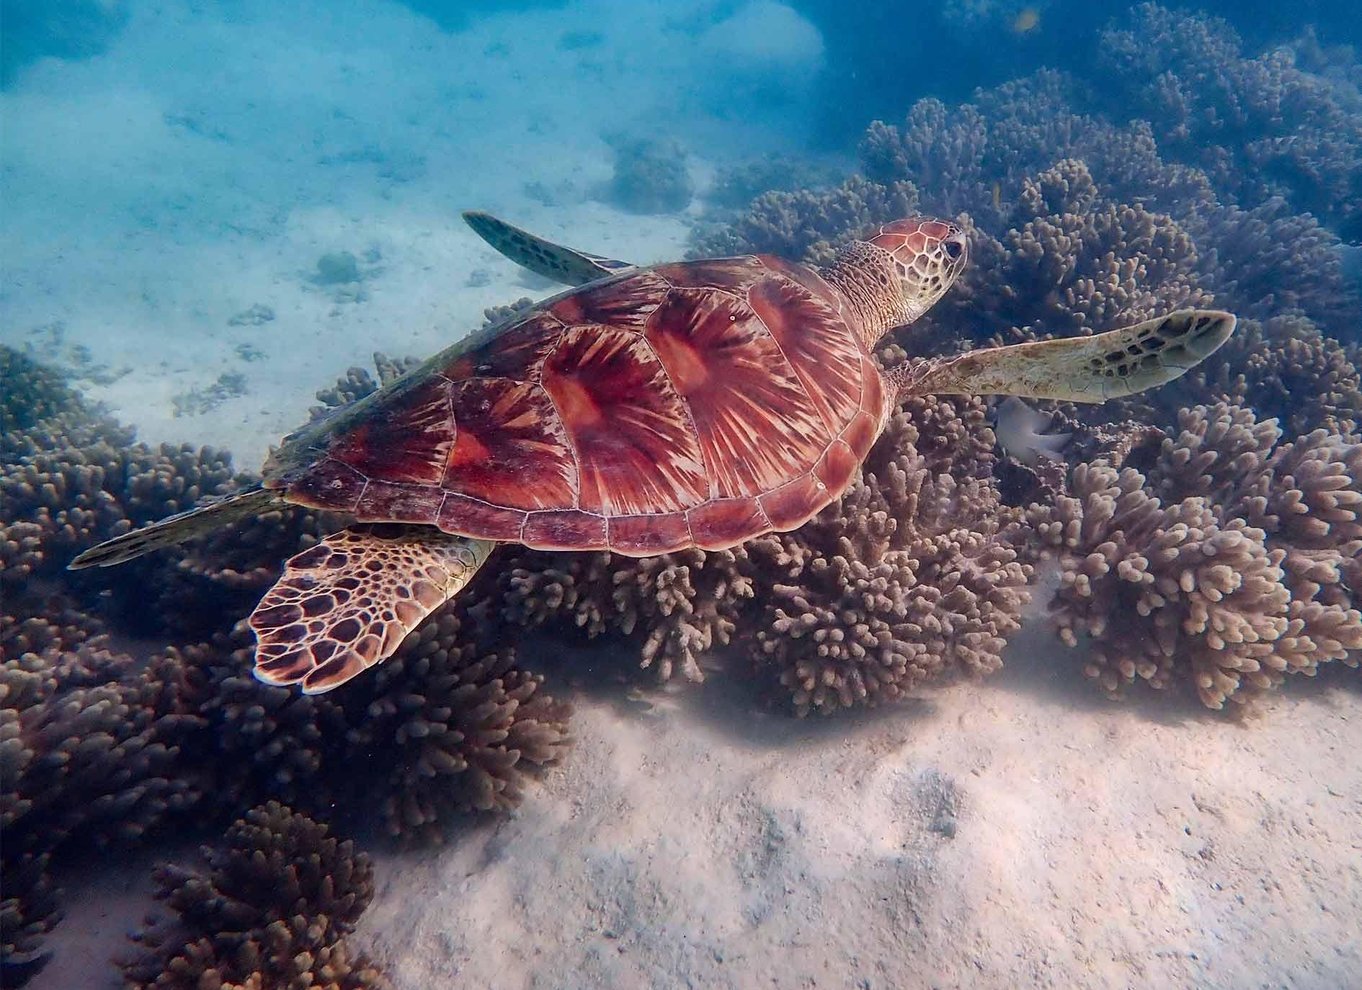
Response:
[71,212,1236,693]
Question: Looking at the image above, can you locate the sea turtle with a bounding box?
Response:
[71,212,1236,693]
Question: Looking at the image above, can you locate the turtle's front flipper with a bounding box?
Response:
[898,310,1236,403]
[250,525,496,694]
[68,487,285,569]
[463,210,636,286]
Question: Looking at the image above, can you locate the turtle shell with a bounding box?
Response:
[264,256,886,556]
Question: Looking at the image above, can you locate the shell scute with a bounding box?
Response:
[608,511,692,555]
[645,286,828,499]
[542,323,708,516]
[685,497,769,550]
[759,474,827,531]
[522,509,607,551]
[328,375,454,486]
[653,257,767,292]
[813,440,860,494]
[287,458,368,512]
[442,311,565,382]
[549,270,669,332]
[355,480,445,524]
[747,274,861,433]
[436,492,524,541]
[442,378,575,510]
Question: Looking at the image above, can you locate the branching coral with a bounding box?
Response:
[499,545,754,684]
[122,802,390,990]
[1029,403,1362,707]
[339,601,572,842]
[0,645,205,974]
[179,604,572,844]
[1099,3,1362,239]
[1186,314,1362,436]
[749,397,1032,714]
[957,159,1213,342]
[859,71,1215,234]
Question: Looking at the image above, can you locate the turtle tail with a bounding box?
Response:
[67,486,285,569]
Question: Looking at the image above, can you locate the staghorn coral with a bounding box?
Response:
[750,397,1032,715]
[122,802,389,990]
[1030,403,1362,707]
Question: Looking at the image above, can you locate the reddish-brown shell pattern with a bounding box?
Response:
[273,256,887,556]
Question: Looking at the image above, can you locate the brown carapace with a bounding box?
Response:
[71,213,1236,693]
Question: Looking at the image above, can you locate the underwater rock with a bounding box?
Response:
[312,251,362,286]
[606,137,694,215]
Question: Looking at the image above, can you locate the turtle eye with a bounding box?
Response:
[944,239,964,260]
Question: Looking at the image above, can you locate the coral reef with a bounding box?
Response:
[496,392,1032,715]
[1098,3,1362,239]
[705,155,843,211]
[1,645,204,976]
[122,802,390,990]
[691,175,920,265]
[500,544,754,684]
[1029,403,1362,707]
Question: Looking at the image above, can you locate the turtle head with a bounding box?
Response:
[866,217,968,325]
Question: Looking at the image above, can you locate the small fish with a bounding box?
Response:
[993,396,1070,467]
[1012,7,1041,34]
[991,181,1002,210]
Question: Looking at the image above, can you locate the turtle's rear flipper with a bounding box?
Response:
[250,525,496,694]
[904,310,1236,403]
[68,486,284,569]
[463,210,636,286]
